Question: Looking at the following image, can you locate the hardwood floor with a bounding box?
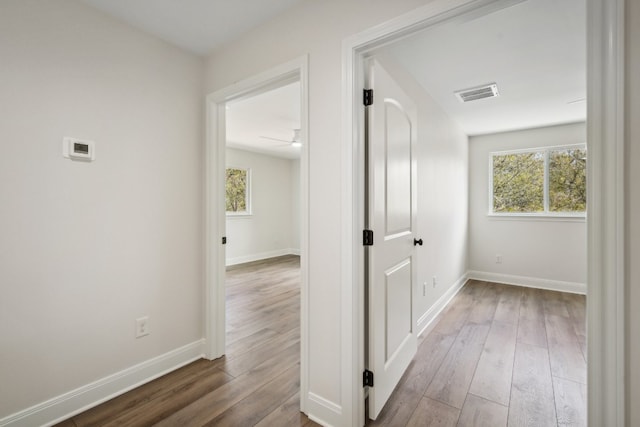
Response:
[368,280,587,427]
[56,255,318,427]
[57,274,585,427]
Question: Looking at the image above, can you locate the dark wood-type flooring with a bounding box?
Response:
[56,255,318,427]
[368,280,586,427]
[57,267,585,427]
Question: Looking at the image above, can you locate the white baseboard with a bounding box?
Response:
[305,392,341,427]
[226,248,300,266]
[467,270,586,295]
[416,273,468,338]
[0,340,205,427]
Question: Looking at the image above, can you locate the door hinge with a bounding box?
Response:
[222,236,227,245]
[363,369,374,387]
[363,229,374,246]
[363,89,374,106]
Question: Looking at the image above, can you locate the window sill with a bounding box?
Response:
[226,213,253,219]
[487,213,586,222]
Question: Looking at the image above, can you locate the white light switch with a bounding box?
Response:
[63,137,95,161]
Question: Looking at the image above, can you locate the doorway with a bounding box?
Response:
[343,0,624,425]
[205,56,310,412]
[363,6,588,423]
[221,79,303,400]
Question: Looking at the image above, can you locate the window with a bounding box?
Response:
[226,167,251,215]
[490,145,586,216]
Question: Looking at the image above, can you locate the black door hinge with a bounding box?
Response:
[222,236,227,245]
[363,229,374,246]
[363,369,374,387]
[363,89,374,106]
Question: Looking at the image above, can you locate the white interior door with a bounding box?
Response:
[366,58,419,420]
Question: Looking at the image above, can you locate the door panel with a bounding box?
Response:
[385,258,412,361]
[385,102,412,236]
[366,58,418,420]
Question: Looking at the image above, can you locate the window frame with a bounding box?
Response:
[225,166,252,217]
[488,143,587,219]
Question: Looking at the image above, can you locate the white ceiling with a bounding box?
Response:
[380,0,586,136]
[226,82,301,159]
[81,0,303,56]
[80,0,585,155]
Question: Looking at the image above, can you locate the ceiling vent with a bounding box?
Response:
[455,83,499,103]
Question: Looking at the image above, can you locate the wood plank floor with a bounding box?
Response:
[57,274,585,427]
[56,255,318,427]
[368,280,587,427]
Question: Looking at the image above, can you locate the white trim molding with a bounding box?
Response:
[586,0,626,425]
[416,274,468,338]
[225,248,301,266]
[467,271,586,295]
[0,340,205,427]
[306,393,342,427]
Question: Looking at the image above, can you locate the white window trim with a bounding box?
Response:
[225,166,252,216]
[488,143,587,218]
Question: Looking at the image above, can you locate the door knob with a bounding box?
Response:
[414,238,423,246]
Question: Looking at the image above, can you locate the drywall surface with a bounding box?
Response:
[468,123,587,287]
[204,0,438,423]
[626,0,640,424]
[0,0,203,418]
[225,148,298,264]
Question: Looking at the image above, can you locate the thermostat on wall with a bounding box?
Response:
[63,137,95,161]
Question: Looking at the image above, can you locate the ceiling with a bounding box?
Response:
[80,0,585,155]
[81,0,303,56]
[380,0,586,136]
[226,82,301,160]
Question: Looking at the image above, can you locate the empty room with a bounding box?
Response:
[362,0,587,424]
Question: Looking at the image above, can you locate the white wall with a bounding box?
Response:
[225,148,299,265]
[204,1,441,424]
[0,0,203,421]
[373,53,469,335]
[626,0,640,423]
[468,123,587,291]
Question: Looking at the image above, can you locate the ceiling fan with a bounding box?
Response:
[259,129,301,148]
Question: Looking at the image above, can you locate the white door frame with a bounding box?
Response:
[341,0,625,426]
[204,55,310,412]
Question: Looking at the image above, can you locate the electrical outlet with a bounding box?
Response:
[136,316,150,338]
[432,276,437,288]
[496,254,503,264]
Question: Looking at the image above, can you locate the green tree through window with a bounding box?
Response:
[549,148,587,212]
[226,168,249,213]
[493,152,544,213]
[491,145,586,215]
